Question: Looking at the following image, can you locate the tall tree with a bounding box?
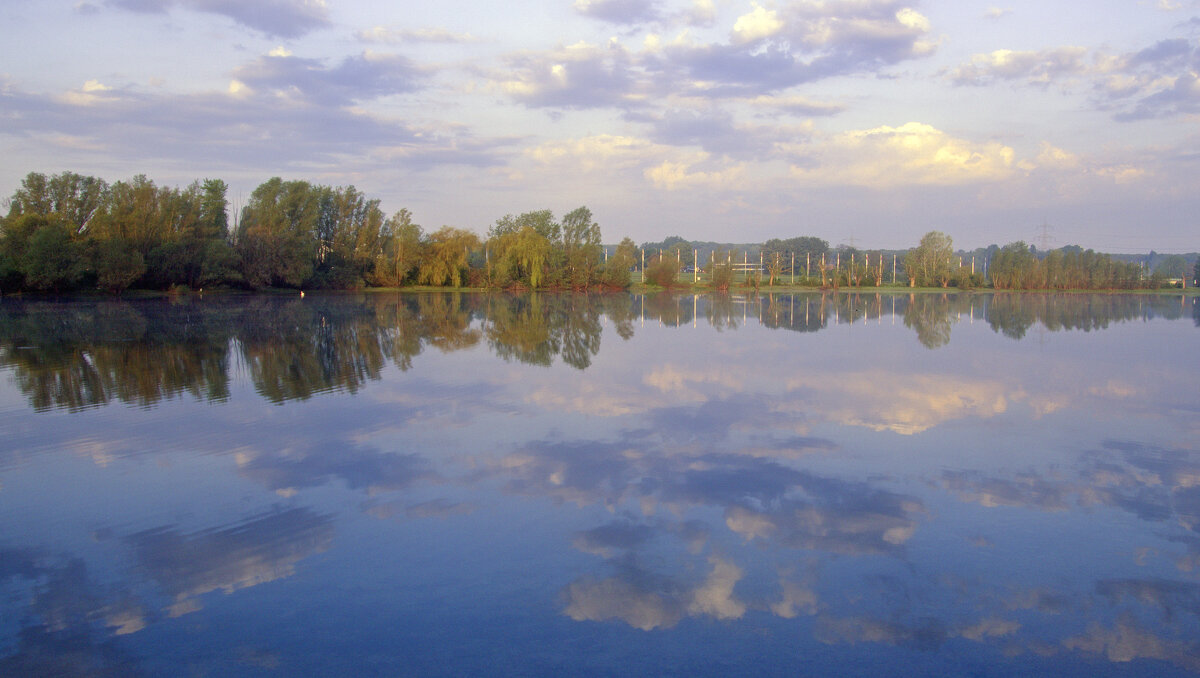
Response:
[905,231,954,287]
[419,226,479,287]
[561,206,602,288]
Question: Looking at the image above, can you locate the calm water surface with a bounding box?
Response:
[1,291,1198,676]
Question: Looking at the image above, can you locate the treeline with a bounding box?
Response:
[1,172,1192,295]
[0,172,637,294]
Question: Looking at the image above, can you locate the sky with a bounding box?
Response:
[1,0,1198,251]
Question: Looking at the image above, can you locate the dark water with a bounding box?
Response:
[0,291,1198,677]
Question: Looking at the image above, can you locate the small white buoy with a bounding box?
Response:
[300,290,305,298]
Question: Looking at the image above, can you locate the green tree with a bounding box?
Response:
[561,206,602,288]
[22,220,83,291]
[419,226,479,287]
[370,209,423,287]
[234,178,320,288]
[6,172,110,237]
[989,242,1038,289]
[601,237,636,288]
[198,179,230,240]
[762,236,828,276]
[905,231,954,288]
[93,239,146,293]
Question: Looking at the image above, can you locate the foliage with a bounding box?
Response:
[22,220,84,292]
[644,254,678,287]
[905,231,955,287]
[561,206,602,289]
[93,239,146,293]
[709,249,734,290]
[419,226,479,287]
[601,237,636,288]
[989,242,1146,290]
[761,236,828,275]
[2,169,1186,295]
[369,209,422,287]
[641,235,694,268]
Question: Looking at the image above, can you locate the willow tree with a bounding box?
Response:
[419,226,479,287]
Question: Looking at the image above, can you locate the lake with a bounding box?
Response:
[1,291,1198,676]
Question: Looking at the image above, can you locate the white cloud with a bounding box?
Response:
[732,3,783,44]
[645,158,747,191]
[791,122,1018,189]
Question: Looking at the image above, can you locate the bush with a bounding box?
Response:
[709,261,734,290]
[644,255,678,287]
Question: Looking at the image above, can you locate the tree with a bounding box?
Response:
[234,178,320,288]
[906,231,954,288]
[198,179,230,240]
[602,237,636,288]
[561,206,602,288]
[6,172,110,237]
[419,226,479,287]
[371,209,422,287]
[93,238,146,293]
[762,236,828,276]
[22,220,83,292]
[989,241,1038,289]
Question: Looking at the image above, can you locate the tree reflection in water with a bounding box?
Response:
[0,291,1191,411]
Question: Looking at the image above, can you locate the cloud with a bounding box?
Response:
[356,26,480,44]
[106,0,331,38]
[940,470,1075,511]
[721,475,924,555]
[732,3,783,44]
[496,0,936,107]
[572,520,656,556]
[948,47,1092,86]
[949,37,1200,121]
[231,51,425,106]
[499,41,642,109]
[563,556,746,630]
[984,7,1012,20]
[678,0,716,27]
[749,94,845,117]
[125,507,333,616]
[0,65,507,174]
[235,445,435,495]
[1063,618,1200,671]
[645,157,746,190]
[574,0,661,24]
[790,122,1018,188]
[643,107,788,156]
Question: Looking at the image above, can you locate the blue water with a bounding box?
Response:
[1,291,1197,676]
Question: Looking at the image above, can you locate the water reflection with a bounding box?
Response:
[1,292,1192,413]
[0,292,1197,676]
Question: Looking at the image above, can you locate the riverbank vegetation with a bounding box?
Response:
[1,171,1194,295]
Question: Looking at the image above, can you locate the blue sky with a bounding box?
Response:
[1,0,1197,251]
